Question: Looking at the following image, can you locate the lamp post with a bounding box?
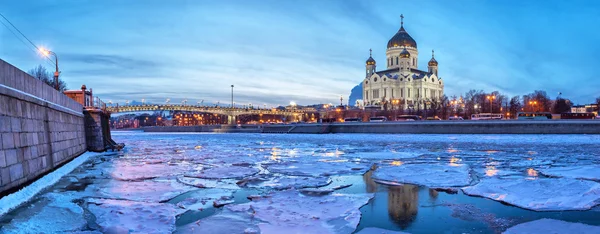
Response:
[40,48,60,90]
[529,100,538,112]
[486,95,496,113]
[231,85,234,108]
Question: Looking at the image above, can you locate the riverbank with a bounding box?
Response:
[139,120,600,134]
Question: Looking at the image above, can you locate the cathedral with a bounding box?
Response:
[362,15,444,110]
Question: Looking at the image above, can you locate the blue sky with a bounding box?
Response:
[1,0,599,106]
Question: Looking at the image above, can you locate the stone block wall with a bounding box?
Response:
[0,59,86,195]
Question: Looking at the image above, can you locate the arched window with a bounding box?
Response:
[413,58,416,66]
[396,57,398,65]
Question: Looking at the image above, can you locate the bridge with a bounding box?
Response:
[106,104,318,124]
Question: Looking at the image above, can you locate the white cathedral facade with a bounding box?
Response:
[362,15,444,110]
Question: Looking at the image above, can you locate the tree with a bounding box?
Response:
[28,65,67,92]
[552,97,572,114]
[523,90,551,112]
[596,96,600,106]
[509,96,522,119]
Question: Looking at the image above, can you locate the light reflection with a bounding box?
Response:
[527,151,537,155]
[527,168,538,177]
[446,149,459,153]
[388,185,419,228]
[485,150,499,154]
[449,156,461,167]
[391,161,403,166]
[485,166,498,177]
[194,145,202,150]
[363,168,378,193]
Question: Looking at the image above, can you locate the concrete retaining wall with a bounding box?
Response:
[0,59,86,195]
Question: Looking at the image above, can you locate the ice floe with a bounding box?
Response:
[373,164,472,187]
[185,166,259,179]
[227,189,373,233]
[87,198,182,234]
[538,165,600,182]
[98,179,195,203]
[503,219,600,234]
[109,161,198,181]
[0,193,86,233]
[248,176,332,190]
[351,151,423,160]
[267,162,370,176]
[462,177,600,211]
[173,188,234,210]
[175,210,259,234]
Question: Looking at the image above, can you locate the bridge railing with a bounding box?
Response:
[94,96,107,112]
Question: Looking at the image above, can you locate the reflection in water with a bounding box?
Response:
[449,156,461,167]
[391,161,403,166]
[485,166,498,177]
[387,185,419,229]
[428,189,439,201]
[363,168,378,193]
[527,168,538,177]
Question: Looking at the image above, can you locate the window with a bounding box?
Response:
[432,78,434,82]
[400,78,403,81]
[400,88,404,98]
[407,88,411,98]
[384,88,387,97]
[373,89,380,99]
[374,77,378,82]
[396,57,398,65]
[365,91,368,100]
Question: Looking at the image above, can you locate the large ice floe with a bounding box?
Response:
[185,166,260,179]
[108,161,198,181]
[173,188,234,211]
[267,162,370,176]
[538,165,600,182]
[180,189,373,234]
[98,179,195,203]
[372,164,472,187]
[462,177,600,211]
[503,219,600,234]
[247,176,332,190]
[0,193,86,233]
[87,198,183,234]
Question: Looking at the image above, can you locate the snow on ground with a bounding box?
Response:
[462,177,600,211]
[355,227,411,234]
[0,193,87,233]
[87,198,183,234]
[185,166,260,179]
[227,189,373,234]
[538,166,600,182]
[98,179,196,203]
[267,162,370,176]
[503,219,600,234]
[373,164,472,187]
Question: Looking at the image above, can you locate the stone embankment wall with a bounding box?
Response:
[0,59,86,195]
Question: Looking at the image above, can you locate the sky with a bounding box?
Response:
[1,0,599,106]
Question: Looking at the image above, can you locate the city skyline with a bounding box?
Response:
[1,0,600,106]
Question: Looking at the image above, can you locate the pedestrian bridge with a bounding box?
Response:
[106,104,317,123]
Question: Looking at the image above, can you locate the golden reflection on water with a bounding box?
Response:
[446,149,459,153]
[391,161,403,166]
[485,166,498,177]
[527,168,538,177]
[449,157,461,166]
[363,169,378,193]
[485,150,499,154]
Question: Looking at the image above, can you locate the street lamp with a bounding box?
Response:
[39,48,60,90]
[231,85,234,108]
[142,98,145,105]
[486,95,496,113]
[529,100,538,112]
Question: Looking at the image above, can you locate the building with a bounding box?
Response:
[362,15,444,110]
[571,104,598,114]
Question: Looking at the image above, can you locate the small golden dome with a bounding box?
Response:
[400,47,411,58]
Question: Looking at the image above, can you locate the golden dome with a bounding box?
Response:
[428,49,438,66]
[366,48,376,65]
[387,14,417,49]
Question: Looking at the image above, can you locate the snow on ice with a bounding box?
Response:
[538,165,600,182]
[267,162,370,176]
[249,176,332,190]
[462,177,600,211]
[185,166,259,179]
[87,198,183,234]
[373,164,472,187]
[503,219,600,234]
[98,179,195,203]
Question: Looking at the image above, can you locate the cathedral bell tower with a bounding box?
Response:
[365,49,376,78]
[428,49,438,76]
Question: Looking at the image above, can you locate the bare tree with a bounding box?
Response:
[28,65,67,91]
[509,96,522,118]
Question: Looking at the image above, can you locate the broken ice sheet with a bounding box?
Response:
[108,160,198,181]
[349,151,424,160]
[0,193,86,233]
[538,165,600,182]
[173,188,234,210]
[175,209,259,234]
[87,198,183,234]
[267,162,370,176]
[462,177,600,211]
[248,176,332,190]
[373,164,472,187]
[176,176,240,189]
[503,219,600,234]
[185,166,259,179]
[98,179,195,203]
[227,189,373,233]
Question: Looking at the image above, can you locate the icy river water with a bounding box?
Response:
[2,132,600,233]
